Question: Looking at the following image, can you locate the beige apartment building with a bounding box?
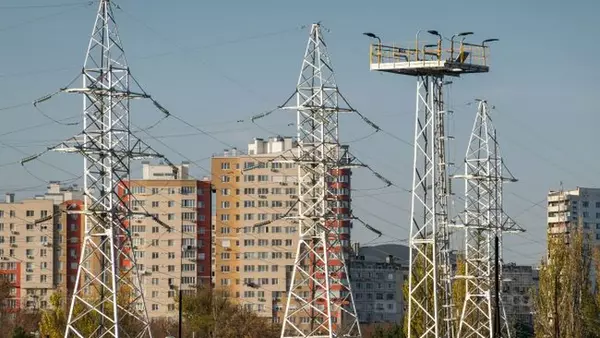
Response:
[127,162,212,318]
[0,194,58,311]
[212,137,300,320]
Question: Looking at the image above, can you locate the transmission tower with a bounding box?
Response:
[454,100,522,338]
[280,23,362,338]
[48,1,170,336]
[367,31,492,337]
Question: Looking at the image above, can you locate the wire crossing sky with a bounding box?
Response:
[0,0,598,265]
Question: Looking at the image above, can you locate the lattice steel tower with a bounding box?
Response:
[52,1,168,337]
[367,31,492,337]
[280,23,361,338]
[454,100,522,338]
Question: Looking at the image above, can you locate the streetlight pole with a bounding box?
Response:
[450,32,473,60]
[482,38,499,65]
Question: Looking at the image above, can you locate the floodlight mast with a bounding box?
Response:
[280,23,361,338]
[52,1,166,337]
[367,29,491,338]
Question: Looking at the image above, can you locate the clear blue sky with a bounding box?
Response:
[0,0,598,265]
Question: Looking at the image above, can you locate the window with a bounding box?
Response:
[151,188,159,194]
[221,175,230,183]
[167,213,176,220]
[181,276,195,284]
[152,252,159,259]
[181,186,195,195]
[182,199,195,208]
[131,186,146,194]
[221,162,230,170]
[40,275,47,283]
[244,201,255,208]
[152,291,159,298]
[182,224,195,233]
[182,212,196,221]
[26,210,34,217]
[244,175,255,182]
[220,214,230,222]
[258,175,269,182]
[221,189,230,196]
[151,201,159,208]
[583,201,590,208]
[152,304,159,311]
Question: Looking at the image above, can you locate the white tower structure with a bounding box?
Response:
[455,100,522,338]
[46,1,171,336]
[280,23,362,338]
[367,31,492,337]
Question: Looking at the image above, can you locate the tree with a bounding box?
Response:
[361,323,405,338]
[402,246,450,338]
[39,293,66,338]
[452,254,466,333]
[180,286,279,338]
[533,226,595,338]
[11,326,32,338]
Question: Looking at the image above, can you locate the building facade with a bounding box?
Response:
[350,244,407,324]
[0,194,58,311]
[547,187,600,240]
[125,162,212,318]
[502,263,539,330]
[212,136,355,323]
[212,137,299,320]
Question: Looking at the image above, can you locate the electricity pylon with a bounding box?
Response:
[367,30,492,338]
[454,100,522,338]
[52,1,168,336]
[280,23,362,338]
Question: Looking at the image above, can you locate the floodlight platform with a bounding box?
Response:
[369,43,490,77]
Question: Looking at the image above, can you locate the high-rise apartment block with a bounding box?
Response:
[211,136,353,323]
[0,194,62,311]
[212,137,299,319]
[350,244,406,324]
[125,162,212,318]
[501,263,539,329]
[547,187,600,240]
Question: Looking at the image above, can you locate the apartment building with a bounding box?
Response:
[0,194,58,311]
[212,137,299,320]
[126,162,212,318]
[547,187,600,240]
[212,136,354,324]
[349,244,406,324]
[502,263,539,330]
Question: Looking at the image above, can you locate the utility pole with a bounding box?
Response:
[494,235,501,338]
[179,217,184,338]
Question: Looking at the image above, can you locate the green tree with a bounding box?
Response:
[11,326,32,338]
[180,286,279,338]
[533,226,594,338]
[39,293,67,338]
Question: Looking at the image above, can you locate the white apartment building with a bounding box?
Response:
[548,187,600,239]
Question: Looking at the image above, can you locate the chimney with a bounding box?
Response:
[5,193,14,203]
